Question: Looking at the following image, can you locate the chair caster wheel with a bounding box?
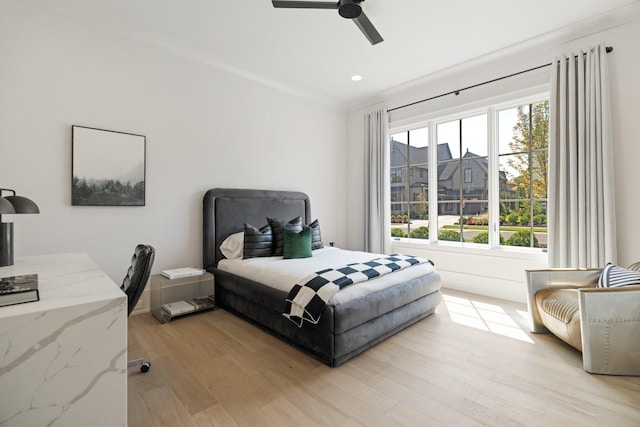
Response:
[140,362,151,373]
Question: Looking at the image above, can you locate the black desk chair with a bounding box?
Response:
[122,244,155,373]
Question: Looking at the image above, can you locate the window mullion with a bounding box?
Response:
[405,131,411,236]
[428,123,438,243]
[528,103,535,248]
[458,120,464,240]
[488,107,499,248]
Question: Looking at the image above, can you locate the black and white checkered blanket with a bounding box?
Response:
[283,254,431,327]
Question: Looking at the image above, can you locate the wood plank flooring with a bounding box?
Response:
[127,290,640,426]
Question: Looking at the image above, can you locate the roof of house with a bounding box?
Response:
[390,140,453,168]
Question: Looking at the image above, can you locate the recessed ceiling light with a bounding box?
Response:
[351,75,363,81]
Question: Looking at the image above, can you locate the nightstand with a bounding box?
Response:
[150,272,215,323]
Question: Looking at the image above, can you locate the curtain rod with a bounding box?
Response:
[387,46,613,113]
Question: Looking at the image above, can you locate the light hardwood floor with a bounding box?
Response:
[127,289,640,426]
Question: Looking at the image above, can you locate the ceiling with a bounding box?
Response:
[19,0,640,108]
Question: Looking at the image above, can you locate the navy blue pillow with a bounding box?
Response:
[308,219,324,250]
[243,223,272,259]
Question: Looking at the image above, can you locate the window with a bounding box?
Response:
[464,168,472,183]
[436,115,488,243]
[390,98,549,250]
[391,169,402,183]
[498,101,549,248]
[390,127,429,239]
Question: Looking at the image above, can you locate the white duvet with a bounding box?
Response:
[217,246,435,305]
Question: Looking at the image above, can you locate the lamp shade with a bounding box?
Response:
[0,197,16,214]
[4,195,39,214]
[0,190,39,266]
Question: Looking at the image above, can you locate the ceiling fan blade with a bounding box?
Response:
[272,1,338,9]
[353,11,383,45]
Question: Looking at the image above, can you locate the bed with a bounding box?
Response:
[203,188,442,366]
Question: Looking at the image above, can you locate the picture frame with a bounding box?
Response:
[72,125,146,206]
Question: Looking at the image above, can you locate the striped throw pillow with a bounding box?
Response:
[598,263,640,288]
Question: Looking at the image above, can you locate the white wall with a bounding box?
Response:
[346,4,640,302]
[0,1,348,308]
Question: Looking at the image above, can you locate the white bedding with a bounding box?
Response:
[217,246,435,305]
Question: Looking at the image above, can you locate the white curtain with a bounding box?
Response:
[364,109,391,254]
[548,43,616,268]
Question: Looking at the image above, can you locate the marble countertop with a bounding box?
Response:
[0,252,125,319]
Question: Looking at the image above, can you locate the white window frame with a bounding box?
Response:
[389,92,549,254]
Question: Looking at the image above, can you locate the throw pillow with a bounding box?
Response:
[308,219,324,250]
[283,226,312,259]
[267,216,303,256]
[220,231,244,259]
[243,223,273,259]
[598,263,640,288]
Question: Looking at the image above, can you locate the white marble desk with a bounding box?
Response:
[0,253,127,427]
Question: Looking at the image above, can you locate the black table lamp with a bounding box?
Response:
[0,188,40,267]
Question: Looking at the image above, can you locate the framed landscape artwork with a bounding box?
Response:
[72,125,146,206]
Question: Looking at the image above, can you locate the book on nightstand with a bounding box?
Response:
[161,297,215,317]
[0,274,39,307]
[161,267,205,280]
[161,300,197,316]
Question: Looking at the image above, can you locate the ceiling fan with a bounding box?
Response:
[272,0,383,45]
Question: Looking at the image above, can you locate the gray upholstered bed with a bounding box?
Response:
[203,188,442,366]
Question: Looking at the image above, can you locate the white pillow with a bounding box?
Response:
[220,232,244,259]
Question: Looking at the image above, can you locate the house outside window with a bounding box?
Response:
[389,97,549,250]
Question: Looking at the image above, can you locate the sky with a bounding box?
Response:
[72,126,145,183]
[391,107,521,179]
[391,107,518,153]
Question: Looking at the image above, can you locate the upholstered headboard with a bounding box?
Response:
[202,188,311,269]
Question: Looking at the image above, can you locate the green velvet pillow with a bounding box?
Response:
[283,226,312,259]
[267,216,303,256]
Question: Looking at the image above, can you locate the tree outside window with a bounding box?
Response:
[499,100,549,248]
